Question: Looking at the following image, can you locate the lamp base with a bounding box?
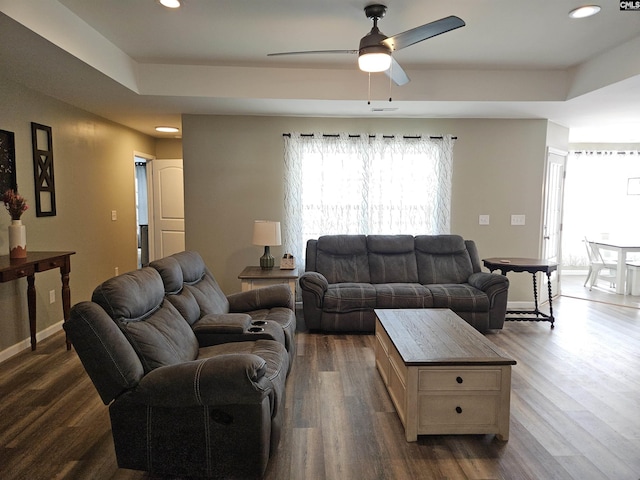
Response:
[260,246,275,270]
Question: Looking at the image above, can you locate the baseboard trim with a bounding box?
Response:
[507,301,535,310]
[0,320,64,363]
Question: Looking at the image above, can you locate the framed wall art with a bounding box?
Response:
[31,122,57,217]
[0,129,17,195]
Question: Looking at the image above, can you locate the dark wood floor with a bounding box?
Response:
[1,296,639,480]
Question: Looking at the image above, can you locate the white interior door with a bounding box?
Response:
[541,147,567,298]
[151,159,185,260]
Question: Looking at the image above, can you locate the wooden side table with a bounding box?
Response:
[238,266,298,309]
[483,257,557,328]
[0,251,76,350]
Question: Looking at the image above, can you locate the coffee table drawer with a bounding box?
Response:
[419,394,499,427]
[419,368,501,391]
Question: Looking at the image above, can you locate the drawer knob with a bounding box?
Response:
[456,376,463,384]
[455,406,463,414]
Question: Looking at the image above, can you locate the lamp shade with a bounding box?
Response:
[252,220,282,246]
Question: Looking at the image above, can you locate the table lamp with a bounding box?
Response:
[252,220,281,269]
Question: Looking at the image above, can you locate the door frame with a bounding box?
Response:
[134,151,156,265]
[540,146,568,298]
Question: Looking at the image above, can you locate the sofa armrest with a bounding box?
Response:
[468,271,508,292]
[133,354,272,407]
[193,313,252,334]
[298,272,329,307]
[227,284,292,312]
[468,272,509,329]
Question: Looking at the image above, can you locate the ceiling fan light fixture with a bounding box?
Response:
[358,44,392,73]
[358,52,392,72]
[568,5,601,18]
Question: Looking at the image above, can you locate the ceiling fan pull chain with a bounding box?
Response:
[368,72,371,105]
[389,61,393,102]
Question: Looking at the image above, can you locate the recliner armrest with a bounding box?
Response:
[228,284,292,312]
[468,272,509,291]
[298,272,329,307]
[192,313,253,334]
[132,354,272,407]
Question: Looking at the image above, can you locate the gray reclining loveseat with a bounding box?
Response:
[65,255,295,479]
[150,250,296,371]
[300,234,509,333]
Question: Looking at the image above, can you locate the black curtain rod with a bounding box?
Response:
[282,133,457,140]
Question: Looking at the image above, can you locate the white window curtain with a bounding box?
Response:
[283,132,455,262]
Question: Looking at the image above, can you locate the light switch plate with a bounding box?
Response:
[511,214,526,226]
[479,215,490,225]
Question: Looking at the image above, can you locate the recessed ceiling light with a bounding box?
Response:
[159,0,181,9]
[155,126,180,133]
[568,5,601,18]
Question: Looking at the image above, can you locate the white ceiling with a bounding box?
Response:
[1,0,640,142]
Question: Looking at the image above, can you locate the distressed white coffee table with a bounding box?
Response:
[374,309,516,442]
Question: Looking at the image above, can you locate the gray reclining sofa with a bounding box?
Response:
[65,252,296,479]
[300,234,508,333]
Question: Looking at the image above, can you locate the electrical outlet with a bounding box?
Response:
[49,290,55,304]
[111,210,117,221]
[511,214,526,226]
[479,214,490,225]
[115,267,119,276]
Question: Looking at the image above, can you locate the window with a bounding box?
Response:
[562,150,640,270]
[283,133,455,261]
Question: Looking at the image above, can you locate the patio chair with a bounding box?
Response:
[584,237,617,290]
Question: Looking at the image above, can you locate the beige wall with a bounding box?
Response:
[0,74,571,355]
[0,76,156,354]
[182,115,568,301]
[156,138,183,159]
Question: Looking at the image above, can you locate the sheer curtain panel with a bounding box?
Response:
[283,133,455,263]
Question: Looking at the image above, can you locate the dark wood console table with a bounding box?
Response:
[0,251,75,350]
[483,257,557,328]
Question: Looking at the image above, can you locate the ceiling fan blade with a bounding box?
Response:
[385,57,410,86]
[268,50,357,57]
[382,16,465,51]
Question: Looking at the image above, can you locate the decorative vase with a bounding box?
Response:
[8,219,27,259]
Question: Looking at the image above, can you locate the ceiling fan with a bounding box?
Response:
[268,4,465,86]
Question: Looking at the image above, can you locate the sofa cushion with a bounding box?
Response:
[316,235,370,283]
[92,267,200,373]
[151,256,202,325]
[323,283,376,313]
[92,267,166,322]
[171,251,230,315]
[151,255,184,294]
[367,235,419,283]
[427,284,489,312]
[118,302,200,372]
[374,283,433,308]
[415,235,474,284]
